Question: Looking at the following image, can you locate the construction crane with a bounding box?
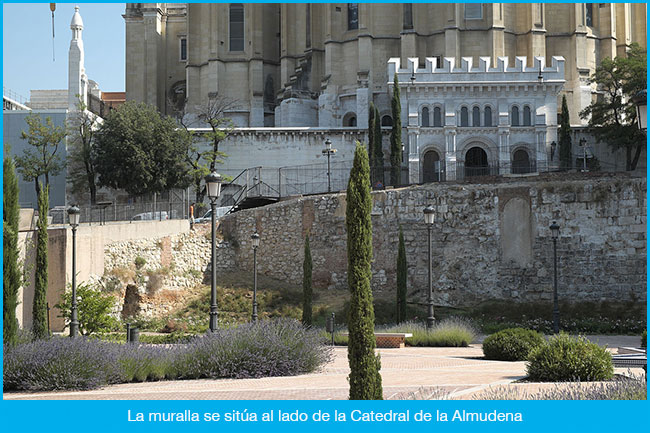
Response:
[50,3,55,61]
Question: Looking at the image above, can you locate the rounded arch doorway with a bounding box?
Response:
[465,146,489,178]
[422,150,443,183]
[512,149,532,174]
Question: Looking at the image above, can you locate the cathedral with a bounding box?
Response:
[124,3,646,184]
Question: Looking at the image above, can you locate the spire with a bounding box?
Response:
[70,5,83,40]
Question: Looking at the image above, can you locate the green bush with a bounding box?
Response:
[527,333,614,382]
[482,328,545,361]
[55,282,120,336]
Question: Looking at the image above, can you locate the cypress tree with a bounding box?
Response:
[3,156,21,346]
[390,73,402,186]
[559,95,572,171]
[374,105,383,186]
[301,235,313,326]
[368,103,376,166]
[396,226,407,324]
[32,183,49,339]
[347,143,383,400]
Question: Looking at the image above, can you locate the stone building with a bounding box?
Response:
[390,55,566,183]
[125,3,646,128]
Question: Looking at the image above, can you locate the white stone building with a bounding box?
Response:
[389,56,566,183]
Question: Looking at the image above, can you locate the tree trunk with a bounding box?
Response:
[630,144,643,171]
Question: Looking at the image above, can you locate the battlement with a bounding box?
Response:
[388,56,565,85]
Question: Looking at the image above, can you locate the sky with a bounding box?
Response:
[2,2,125,103]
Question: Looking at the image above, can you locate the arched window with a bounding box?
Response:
[229,4,245,51]
[343,112,357,127]
[472,106,481,127]
[511,106,520,126]
[512,149,532,174]
[403,3,413,30]
[433,107,442,127]
[523,106,532,126]
[421,107,430,127]
[484,106,492,126]
[347,4,359,30]
[460,107,469,127]
[381,115,393,127]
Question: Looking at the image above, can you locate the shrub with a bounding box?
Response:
[4,319,332,391]
[32,184,49,339]
[3,338,123,391]
[482,328,545,361]
[134,256,146,270]
[55,282,120,336]
[526,333,614,382]
[382,318,477,347]
[478,374,646,400]
[173,319,332,379]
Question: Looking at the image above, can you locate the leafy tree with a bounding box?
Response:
[301,235,313,326]
[32,184,49,339]
[580,43,647,171]
[396,226,407,324]
[559,95,572,171]
[390,73,402,186]
[67,99,99,204]
[3,156,21,346]
[55,282,119,336]
[346,143,383,400]
[14,113,66,198]
[94,101,192,197]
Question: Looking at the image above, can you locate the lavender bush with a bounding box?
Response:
[3,338,123,391]
[4,319,332,391]
[173,319,332,379]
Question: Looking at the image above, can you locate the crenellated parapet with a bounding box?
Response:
[388,56,565,88]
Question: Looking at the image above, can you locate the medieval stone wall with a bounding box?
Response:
[220,173,646,306]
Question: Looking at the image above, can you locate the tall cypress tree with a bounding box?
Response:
[559,95,572,171]
[396,226,407,324]
[3,156,21,346]
[301,235,313,326]
[32,183,49,339]
[390,73,402,186]
[368,103,376,167]
[347,143,383,400]
[374,105,383,186]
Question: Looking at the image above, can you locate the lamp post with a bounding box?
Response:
[251,232,260,323]
[67,205,80,338]
[205,171,223,332]
[322,138,337,193]
[632,89,647,131]
[549,221,560,334]
[423,205,436,330]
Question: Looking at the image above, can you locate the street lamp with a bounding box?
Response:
[67,205,80,338]
[549,221,560,334]
[632,89,647,131]
[205,171,223,332]
[251,232,260,323]
[423,205,436,330]
[322,138,337,193]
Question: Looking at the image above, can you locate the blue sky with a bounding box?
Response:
[3,2,125,103]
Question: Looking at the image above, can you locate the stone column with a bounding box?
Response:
[408,129,420,184]
[444,127,457,181]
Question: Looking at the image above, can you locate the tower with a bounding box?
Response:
[68,5,87,112]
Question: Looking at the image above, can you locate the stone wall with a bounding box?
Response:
[220,173,646,306]
[103,225,235,318]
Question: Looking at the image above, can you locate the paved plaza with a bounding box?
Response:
[3,335,642,401]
